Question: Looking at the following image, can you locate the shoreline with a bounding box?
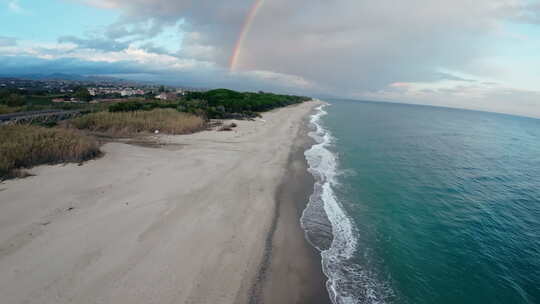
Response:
[0,101,326,304]
[254,105,331,304]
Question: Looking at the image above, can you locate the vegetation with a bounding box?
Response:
[1,86,310,120]
[67,109,205,136]
[0,89,60,107]
[108,100,177,113]
[105,89,310,119]
[73,87,92,102]
[183,89,310,118]
[0,87,310,179]
[0,125,100,180]
[0,105,21,114]
[0,92,25,107]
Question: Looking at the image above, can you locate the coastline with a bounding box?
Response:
[256,105,331,304]
[0,101,326,304]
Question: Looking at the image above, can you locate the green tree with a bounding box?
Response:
[74,88,92,102]
[1,94,25,107]
[182,89,310,118]
[0,89,9,99]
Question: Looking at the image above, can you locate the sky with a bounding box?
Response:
[1,0,539,117]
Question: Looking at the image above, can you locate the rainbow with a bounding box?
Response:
[229,0,265,71]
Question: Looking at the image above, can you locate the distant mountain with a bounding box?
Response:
[0,73,201,90]
[0,73,124,82]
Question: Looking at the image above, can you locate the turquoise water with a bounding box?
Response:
[303,100,540,304]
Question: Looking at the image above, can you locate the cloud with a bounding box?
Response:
[58,35,131,52]
[502,2,540,24]
[77,0,118,9]
[103,18,175,40]
[72,0,524,90]
[0,56,142,75]
[0,52,315,95]
[0,36,17,47]
[7,0,21,12]
[55,18,183,56]
[2,0,539,117]
[136,42,171,55]
[434,72,478,83]
[7,0,28,14]
[362,80,540,118]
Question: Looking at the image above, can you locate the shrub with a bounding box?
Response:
[68,109,205,136]
[183,89,310,118]
[0,125,100,179]
[73,87,92,102]
[109,101,178,113]
[109,101,144,112]
[1,94,25,107]
[0,105,20,114]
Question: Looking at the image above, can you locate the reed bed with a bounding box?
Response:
[0,105,20,114]
[67,109,205,136]
[0,125,100,179]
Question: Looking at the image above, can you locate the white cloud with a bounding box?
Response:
[360,80,540,118]
[76,0,118,9]
[7,0,28,14]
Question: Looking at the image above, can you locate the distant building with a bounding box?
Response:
[120,89,134,97]
[52,98,66,103]
[120,88,145,96]
[155,92,177,100]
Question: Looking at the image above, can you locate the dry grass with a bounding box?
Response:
[0,105,20,114]
[0,125,100,179]
[67,109,205,136]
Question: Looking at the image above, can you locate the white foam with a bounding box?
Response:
[302,102,392,304]
[302,103,358,303]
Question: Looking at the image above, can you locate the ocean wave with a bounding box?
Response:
[301,102,394,304]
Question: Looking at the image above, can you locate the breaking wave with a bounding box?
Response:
[301,102,394,304]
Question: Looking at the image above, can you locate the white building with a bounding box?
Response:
[120,89,134,97]
[155,92,177,100]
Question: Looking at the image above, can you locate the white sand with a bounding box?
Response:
[0,101,320,304]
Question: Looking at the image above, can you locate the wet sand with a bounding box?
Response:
[257,113,331,304]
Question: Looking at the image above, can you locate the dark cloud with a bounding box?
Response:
[75,0,521,94]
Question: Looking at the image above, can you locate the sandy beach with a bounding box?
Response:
[0,101,329,304]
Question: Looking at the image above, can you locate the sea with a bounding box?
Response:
[301,99,540,304]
